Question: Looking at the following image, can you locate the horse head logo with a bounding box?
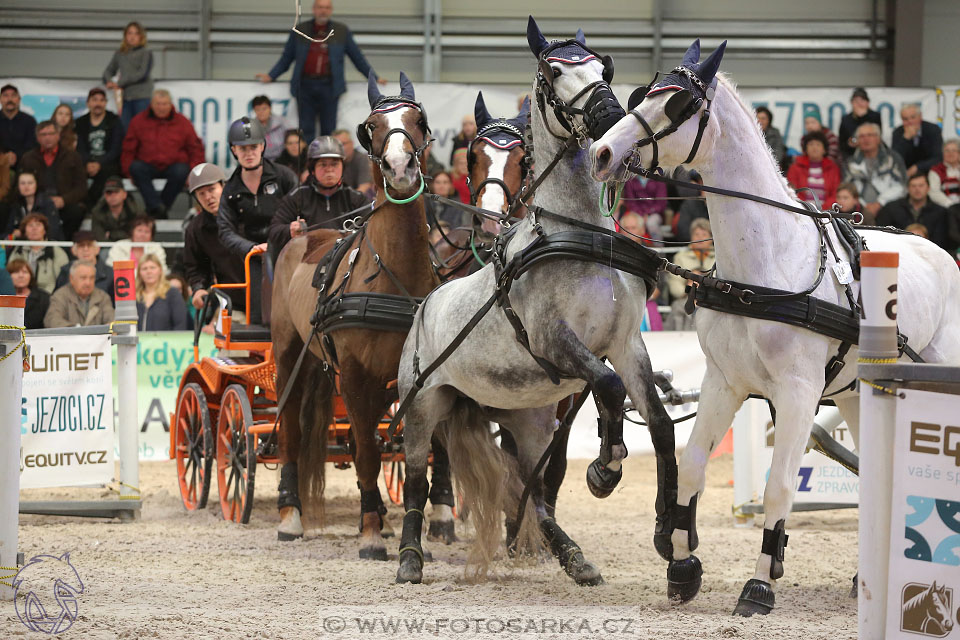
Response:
[13,552,84,634]
[901,581,954,637]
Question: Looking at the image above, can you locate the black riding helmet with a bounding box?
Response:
[228,116,266,165]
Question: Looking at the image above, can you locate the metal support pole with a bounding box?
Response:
[857,251,900,639]
[199,0,212,80]
[113,261,140,520]
[0,296,26,600]
[422,0,434,82]
[652,0,664,74]
[433,0,442,81]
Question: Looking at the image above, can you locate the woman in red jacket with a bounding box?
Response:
[787,131,841,208]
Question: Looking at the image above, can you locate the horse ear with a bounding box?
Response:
[527,15,549,57]
[697,40,727,85]
[681,39,701,67]
[398,72,415,101]
[575,28,586,45]
[517,96,531,122]
[474,92,492,128]
[367,71,382,108]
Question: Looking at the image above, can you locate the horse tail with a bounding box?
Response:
[437,399,541,580]
[298,365,334,525]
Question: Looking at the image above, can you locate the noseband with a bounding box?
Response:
[623,66,716,172]
[357,98,433,203]
[467,120,528,209]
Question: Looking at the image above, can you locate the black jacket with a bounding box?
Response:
[23,287,50,330]
[877,197,951,251]
[891,121,943,175]
[184,210,246,309]
[55,259,114,300]
[268,177,369,262]
[838,109,882,160]
[0,111,38,168]
[136,288,188,331]
[217,158,298,258]
[74,111,123,168]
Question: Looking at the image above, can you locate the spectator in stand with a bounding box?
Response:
[53,231,114,299]
[275,129,308,182]
[166,272,195,330]
[269,136,367,261]
[90,175,143,241]
[251,95,288,161]
[6,259,50,329]
[892,104,942,178]
[948,203,960,259]
[621,174,667,241]
[449,148,471,204]
[44,260,114,328]
[801,104,840,165]
[671,171,708,244]
[135,253,187,330]
[122,89,204,219]
[103,22,154,131]
[219,117,298,262]
[51,104,77,152]
[184,163,245,314]
[19,120,87,240]
[256,0,386,141]
[8,213,69,294]
[755,106,785,168]
[0,84,38,170]
[665,218,715,331]
[844,122,907,224]
[618,211,648,243]
[424,171,464,229]
[332,128,373,194]
[423,139,445,178]
[905,223,928,239]
[106,214,167,272]
[839,87,882,160]
[928,139,960,208]
[75,88,123,207]
[0,154,10,227]
[835,182,863,218]
[877,174,950,250]
[0,265,11,295]
[4,170,63,240]
[449,115,477,164]
[787,131,842,208]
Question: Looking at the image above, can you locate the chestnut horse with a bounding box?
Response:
[270,73,443,560]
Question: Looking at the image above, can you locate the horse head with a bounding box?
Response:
[357,71,431,198]
[590,38,727,182]
[526,16,624,144]
[467,92,530,229]
[928,582,954,633]
[13,552,84,634]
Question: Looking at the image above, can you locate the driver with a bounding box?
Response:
[268,136,369,262]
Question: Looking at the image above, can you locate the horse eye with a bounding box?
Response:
[552,67,561,79]
[366,123,375,132]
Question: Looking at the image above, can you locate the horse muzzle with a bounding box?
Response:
[584,84,626,141]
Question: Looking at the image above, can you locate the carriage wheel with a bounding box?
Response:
[174,383,213,510]
[382,459,404,506]
[216,384,257,524]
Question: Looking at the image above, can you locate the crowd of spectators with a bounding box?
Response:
[2,7,959,334]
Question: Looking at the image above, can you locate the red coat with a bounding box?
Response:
[121,107,205,175]
[787,155,841,208]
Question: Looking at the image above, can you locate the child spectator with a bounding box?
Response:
[835,183,863,218]
[103,22,154,130]
[7,213,69,294]
[135,253,187,330]
[6,259,50,329]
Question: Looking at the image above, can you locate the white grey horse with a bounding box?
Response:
[590,40,960,615]
[392,16,678,585]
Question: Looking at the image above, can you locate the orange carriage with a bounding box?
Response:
[169,248,406,523]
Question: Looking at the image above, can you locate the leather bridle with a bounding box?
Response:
[357,98,433,172]
[467,120,528,209]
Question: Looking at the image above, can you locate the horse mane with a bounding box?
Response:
[714,72,800,204]
[903,586,932,613]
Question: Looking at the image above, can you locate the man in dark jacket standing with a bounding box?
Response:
[184,163,245,313]
[269,136,368,262]
[891,104,943,179]
[19,121,88,240]
[255,0,386,141]
[877,174,951,251]
[121,89,205,218]
[0,84,37,170]
[75,87,124,207]
[838,87,883,160]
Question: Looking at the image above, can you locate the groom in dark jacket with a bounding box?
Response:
[255,0,387,141]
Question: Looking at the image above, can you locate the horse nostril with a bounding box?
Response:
[596,146,612,173]
[406,152,417,171]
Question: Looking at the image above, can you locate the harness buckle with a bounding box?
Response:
[739,289,755,305]
[720,282,732,294]
[852,211,864,225]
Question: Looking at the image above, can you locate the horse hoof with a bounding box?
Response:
[396,550,423,584]
[427,520,457,545]
[566,551,605,587]
[277,531,303,542]
[732,579,775,617]
[850,572,858,599]
[667,556,702,603]
[586,458,622,499]
[359,546,388,561]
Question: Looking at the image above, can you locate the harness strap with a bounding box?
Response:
[508,135,579,217]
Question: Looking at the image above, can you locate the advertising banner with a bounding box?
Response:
[20,334,114,489]
[885,389,960,639]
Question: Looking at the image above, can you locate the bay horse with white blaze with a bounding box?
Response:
[591,39,960,615]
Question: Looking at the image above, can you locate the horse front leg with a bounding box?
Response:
[732,379,821,617]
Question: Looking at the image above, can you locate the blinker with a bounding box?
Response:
[664,90,695,123]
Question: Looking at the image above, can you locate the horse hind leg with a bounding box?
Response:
[427,437,457,544]
[732,380,822,617]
